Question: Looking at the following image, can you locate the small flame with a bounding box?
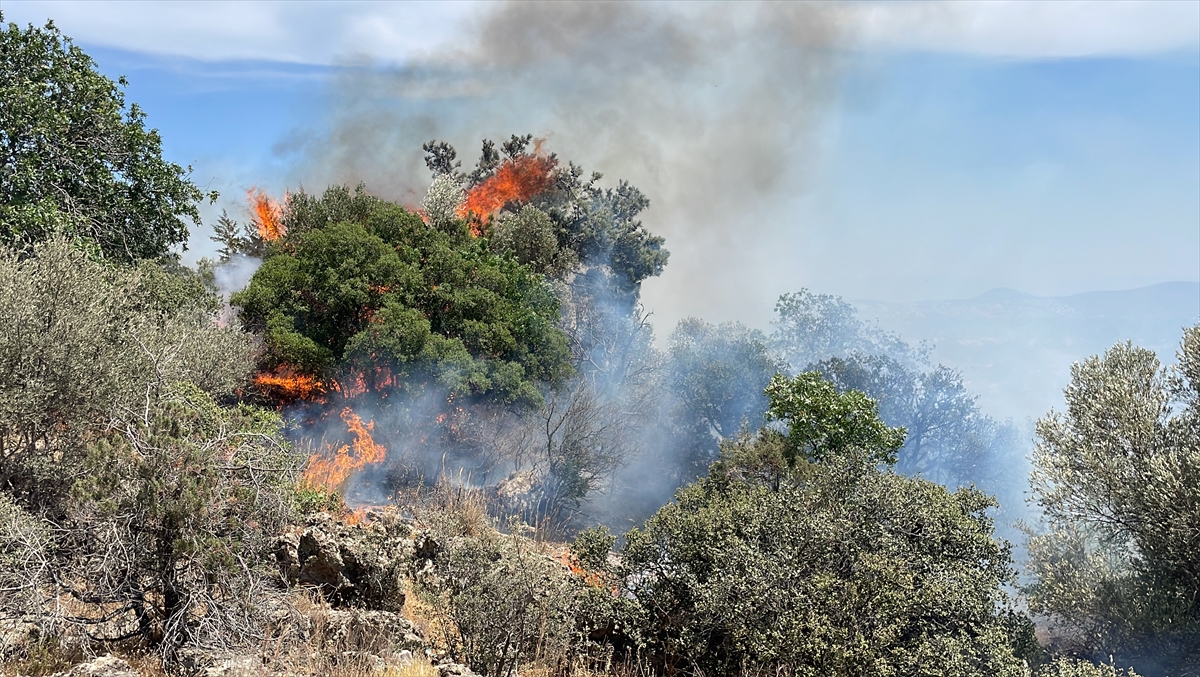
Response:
[458,155,557,233]
[555,550,612,591]
[330,367,396,399]
[302,408,387,493]
[254,367,324,401]
[249,188,286,241]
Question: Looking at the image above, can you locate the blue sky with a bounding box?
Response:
[4,1,1198,330]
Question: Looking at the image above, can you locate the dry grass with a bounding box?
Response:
[0,644,168,677]
[0,640,78,677]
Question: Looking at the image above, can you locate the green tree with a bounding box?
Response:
[490,205,577,278]
[813,353,1002,481]
[770,289,921,373]
[233,185,571,407]
[424,137,669,302]
[0,18,213,260]
[1025,326,1200,672]
[763,371,906,465]
[619,373,1033,675]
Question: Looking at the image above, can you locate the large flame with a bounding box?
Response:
[249,188,286,241]
[302,408,387,493]
[458,155,557,232]
[254,367,324,401]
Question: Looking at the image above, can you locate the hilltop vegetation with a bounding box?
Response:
[1,17,1197,677]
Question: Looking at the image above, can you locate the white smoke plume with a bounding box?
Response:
[283,1,852,332]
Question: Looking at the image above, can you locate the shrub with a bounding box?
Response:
[615,371,1034,676]
[412,497,581,677]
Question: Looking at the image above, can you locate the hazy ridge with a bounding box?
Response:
[855,281,1200,421]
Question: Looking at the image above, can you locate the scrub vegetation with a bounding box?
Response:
[1,18,1195,677]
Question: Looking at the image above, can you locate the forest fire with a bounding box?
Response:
[254,367,325,401]
[249,188,286,241]
[302,408,387,493]
[458,155,557,231]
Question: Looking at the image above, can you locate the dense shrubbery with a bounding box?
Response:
[0,237,303,660]
[617,373,1036,676]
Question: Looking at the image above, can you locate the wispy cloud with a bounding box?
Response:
[2,1,479,64]
[852,1,1200,59]
[4,1,1196,66]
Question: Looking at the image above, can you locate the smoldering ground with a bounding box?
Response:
[282,1,853,331]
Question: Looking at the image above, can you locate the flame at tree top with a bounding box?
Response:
[249,188,286,241]
[458,155,557,232]
[303,408,387,493]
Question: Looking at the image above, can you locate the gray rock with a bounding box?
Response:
[276,511,414,611]
[49,655,138,677]
[437,662,481,677]
[322,608,423,652]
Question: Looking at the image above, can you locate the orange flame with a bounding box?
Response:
[254,367,325,401]
[457,155,557,233]
[555,550,611,591]
[302,408,387,493]
[330,367,397,399]
[249,188,286,241]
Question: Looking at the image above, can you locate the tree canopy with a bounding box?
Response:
[233,185,572,408]
[1026,326,1200,671]
[0,18,212,261]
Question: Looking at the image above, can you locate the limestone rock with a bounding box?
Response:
[49,655,138,677]
[276,510,414,611]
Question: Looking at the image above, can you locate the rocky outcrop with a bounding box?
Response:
[437,662,482,677]
[276,510,414,612]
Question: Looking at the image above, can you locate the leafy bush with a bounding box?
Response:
[68,383,303,656]
[233,186,571,407]
[1035,657,1143,677]
[571,526,615,572]
[413,506,580,677]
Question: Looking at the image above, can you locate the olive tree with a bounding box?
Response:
[1026,326,1200,671]
[0,237,252,505]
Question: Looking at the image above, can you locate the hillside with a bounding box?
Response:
[854,282,1200,420]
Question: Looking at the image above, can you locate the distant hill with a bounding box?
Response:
[853,282,1200,421]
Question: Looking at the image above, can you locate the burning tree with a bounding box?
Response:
[224,136,672,525]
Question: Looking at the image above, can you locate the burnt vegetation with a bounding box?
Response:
[1,17,1198,677]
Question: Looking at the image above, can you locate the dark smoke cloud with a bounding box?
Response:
[285,1,853,332]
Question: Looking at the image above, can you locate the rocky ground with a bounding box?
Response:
[1,506,541,677]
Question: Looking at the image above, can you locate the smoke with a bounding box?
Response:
[284,1,852,331]
[211,253,262,327]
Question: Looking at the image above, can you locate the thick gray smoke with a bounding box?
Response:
[284,1,850,331]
